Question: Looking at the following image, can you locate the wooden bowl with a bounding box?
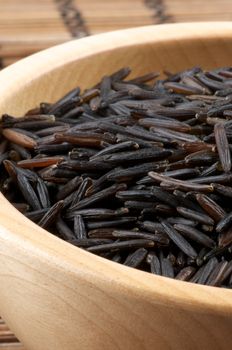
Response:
[0,22,232,350]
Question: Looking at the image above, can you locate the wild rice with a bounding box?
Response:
[2,66,232,288]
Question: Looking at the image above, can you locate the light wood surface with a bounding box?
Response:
[0,346,25,350]
[0,23,232,350]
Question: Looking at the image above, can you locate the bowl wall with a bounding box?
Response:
[1,22,232,116]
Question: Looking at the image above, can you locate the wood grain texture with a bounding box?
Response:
[0,346,25,350]
[0,23,232,350]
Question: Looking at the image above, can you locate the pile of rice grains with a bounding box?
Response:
[2,66,232,288]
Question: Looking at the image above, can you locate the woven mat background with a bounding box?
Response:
[1,0,232,69]
[0,0,232,348]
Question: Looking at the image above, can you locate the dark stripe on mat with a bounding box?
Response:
[55,0,89,38]
[144,0,172,23]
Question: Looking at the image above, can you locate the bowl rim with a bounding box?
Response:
[2,21,232,112]
[1,22,232,312]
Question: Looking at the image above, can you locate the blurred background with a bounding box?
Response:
[0,0,231,349]
[0,0,231,69]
